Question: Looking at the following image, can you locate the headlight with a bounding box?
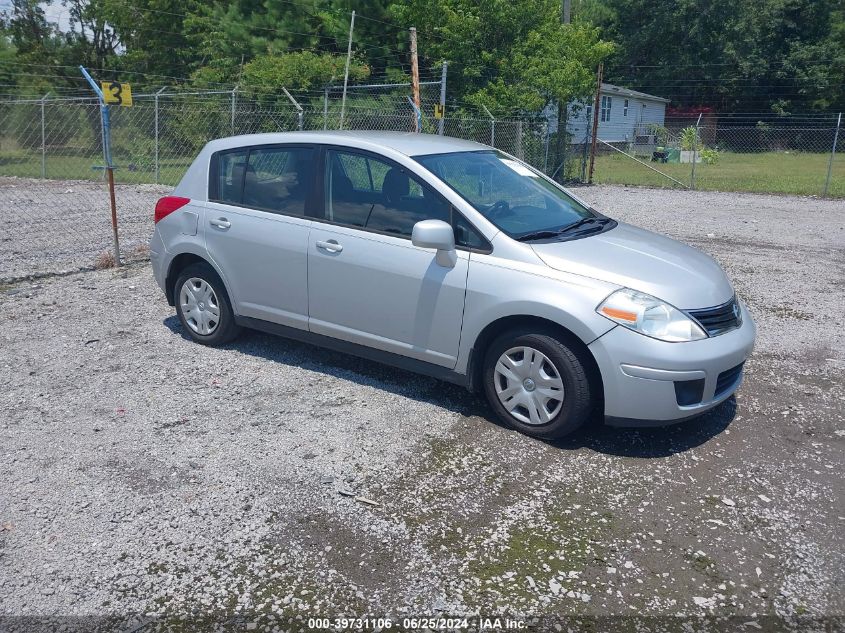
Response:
[597,288,707,342]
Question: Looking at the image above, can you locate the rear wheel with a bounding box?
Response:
[483,331,593,439]
[174,262,241,346]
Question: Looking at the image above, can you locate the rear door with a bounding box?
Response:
[307,147,474,368]
[205,144,316,329]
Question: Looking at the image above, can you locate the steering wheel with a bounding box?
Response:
[487,199,511,220]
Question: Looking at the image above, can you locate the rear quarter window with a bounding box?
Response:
[212,150,248,204]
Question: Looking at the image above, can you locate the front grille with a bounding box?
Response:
[715,363,744,397]
[687,296,741,336]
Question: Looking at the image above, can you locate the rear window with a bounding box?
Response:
[210,146,314,217]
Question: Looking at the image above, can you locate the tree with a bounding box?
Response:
[579,0,845,113]
[390,0,613,114]
[241,51,370,105]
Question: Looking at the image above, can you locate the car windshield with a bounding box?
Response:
[414,150,596,240]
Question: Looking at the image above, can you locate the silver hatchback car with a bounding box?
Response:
[150,131,756,439]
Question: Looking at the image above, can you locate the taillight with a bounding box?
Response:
[154,196,191,223]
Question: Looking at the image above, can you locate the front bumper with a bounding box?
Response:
[589,302,756,425]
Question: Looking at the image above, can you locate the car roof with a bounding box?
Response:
[203,130,490,157]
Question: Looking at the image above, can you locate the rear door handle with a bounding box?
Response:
[210,217,231,229]
[316,239,343,253]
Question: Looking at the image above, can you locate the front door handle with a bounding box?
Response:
[316,239,343,253]
[210,217,231,229]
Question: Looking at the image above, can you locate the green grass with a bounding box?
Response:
[0,151,191,186]
[593,150,845,197]
[2,147,843,198]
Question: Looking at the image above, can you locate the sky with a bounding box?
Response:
[0,1,74,32]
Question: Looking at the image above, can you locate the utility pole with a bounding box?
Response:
[554,0,571,182]
[587,62,603,184]
[410,27,421,132]
[340,10,355,130]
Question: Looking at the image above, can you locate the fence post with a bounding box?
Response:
[323,87,329,130]
[80,66,121,266]
[691,112,702,190]
[543,120,551,174]
[40,92,48,179]
[482,104,495,147]
[230,87,237,136]
[438,61,448,136]
[824,112,841,197]
[154,86,166,184]
[281,87,304,131]
[516,120,524,160]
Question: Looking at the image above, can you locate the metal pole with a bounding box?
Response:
[323,87,329,130]
[691,112,702,190]
[282,87,304,131]
[340,10,356,130]
[230,88,237,136]
[824,112,841,197]
[543,120,551,173]
[562,0,571,23]
[587,62,603,184]
[410,27,420,132]
[481,105,495,147]
[438,62,447,136]
[40,92,48,179]
[80,66,120,265]
[154,86,165,184]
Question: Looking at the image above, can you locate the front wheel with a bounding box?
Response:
[482,331,593,439]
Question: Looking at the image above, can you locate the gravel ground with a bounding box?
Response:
[0,177,166,281]
[1,185,843,631]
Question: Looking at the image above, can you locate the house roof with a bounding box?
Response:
[601,83,670,104]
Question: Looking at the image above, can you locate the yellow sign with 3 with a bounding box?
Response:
[100,81,133,106]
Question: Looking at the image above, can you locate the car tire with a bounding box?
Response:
[174,262,241,346]
[482,330,593,439]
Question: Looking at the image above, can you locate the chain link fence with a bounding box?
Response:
[0,88,841,282]
[589,114,843,196]
[0,89,555,281]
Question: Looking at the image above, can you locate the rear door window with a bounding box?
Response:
[243,147,314,217]
[211,146,314,217]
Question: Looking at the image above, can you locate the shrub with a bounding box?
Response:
[700,148,719,165]
[679,126,700,151]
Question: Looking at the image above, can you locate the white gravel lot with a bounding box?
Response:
[0,185,843,631]
[0,177,166,281]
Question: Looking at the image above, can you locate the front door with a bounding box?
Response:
[307,149,469,368]
[205,145,315,329]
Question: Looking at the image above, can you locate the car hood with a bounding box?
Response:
[530,222,733,309]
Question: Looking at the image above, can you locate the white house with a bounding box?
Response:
[548,83,670,144]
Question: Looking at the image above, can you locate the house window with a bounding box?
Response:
[623,99,629,117]
[600,96,612,122]
[585,105,592,121]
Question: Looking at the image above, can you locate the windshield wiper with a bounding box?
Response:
[558,216,610,234]
[515,217,610,242]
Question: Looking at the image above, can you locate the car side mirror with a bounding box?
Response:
[411,219,457,268]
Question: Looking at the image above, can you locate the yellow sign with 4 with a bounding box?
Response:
[101,81,133,107]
